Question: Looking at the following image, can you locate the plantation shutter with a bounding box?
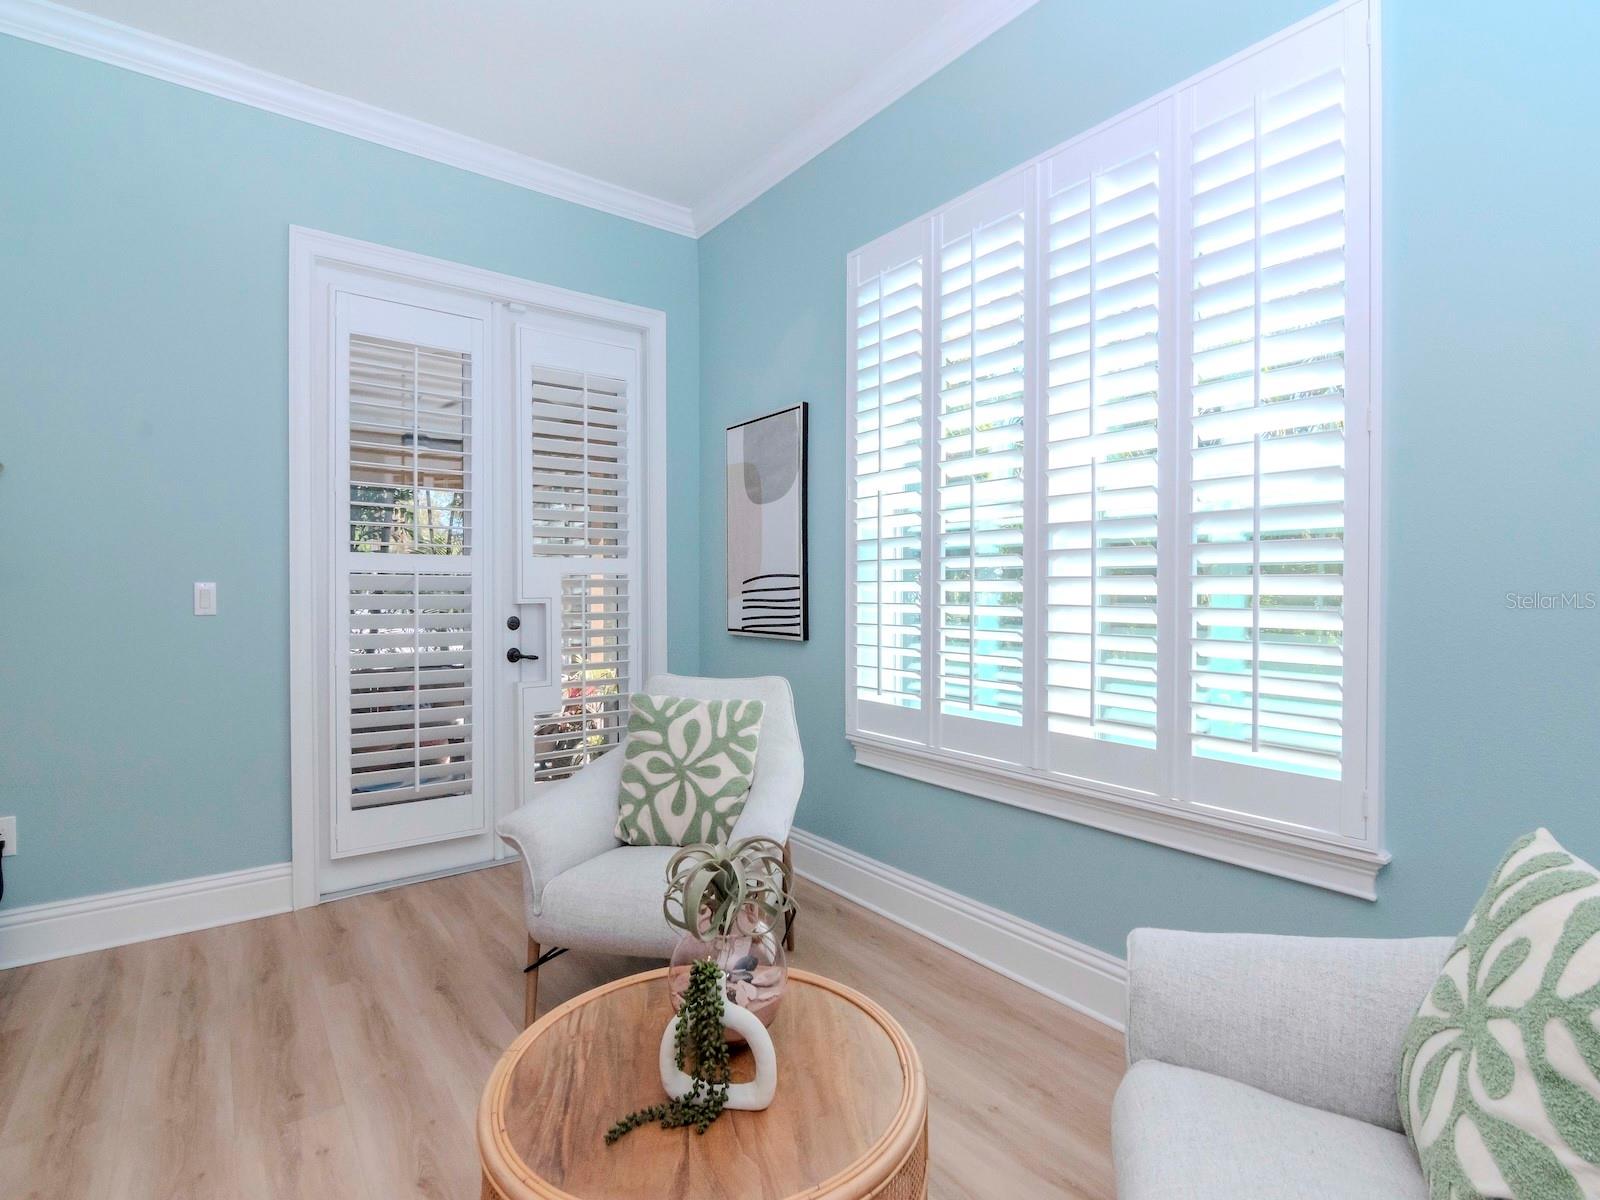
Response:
[934,175,1028,762]
[850,224,928,744]
[845,1,1374,864]
[347,571,473,807]
[1180,6,1370,837]
[517,334,642,784]
[336,294,485,852]
[528,367,628,558]
[348,334,471,554]
[1041,108,1166,795]
[533,574,630,781]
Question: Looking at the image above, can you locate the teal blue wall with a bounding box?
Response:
[7,1,1598,951]
[0,35,701,909]
[697,0,1600,955]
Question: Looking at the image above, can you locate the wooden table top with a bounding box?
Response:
[478,968,928,1200]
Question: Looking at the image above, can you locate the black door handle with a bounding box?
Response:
[506,647,539,664]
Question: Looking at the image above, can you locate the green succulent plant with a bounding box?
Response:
[662,836,796,940]
[605,958,731,1142]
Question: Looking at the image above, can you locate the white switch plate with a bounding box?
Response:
[0,816,15,856]
[194,581,218,616]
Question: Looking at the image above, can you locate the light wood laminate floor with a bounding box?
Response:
[0,864,1123,1199]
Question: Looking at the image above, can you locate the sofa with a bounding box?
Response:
[1113,928,1453,1199]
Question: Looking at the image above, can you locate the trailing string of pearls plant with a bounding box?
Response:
[605,958,731,1142]
[606,837,797,1144]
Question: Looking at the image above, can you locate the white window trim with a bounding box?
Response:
[288,226,669,909]
[843,0,1387,900]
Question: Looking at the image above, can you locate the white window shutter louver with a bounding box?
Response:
[851,224,929,744]
[1041,106,1167,794]
[845,1,1376,864]
[1181,9,1369,838]
[935,177,1029,762]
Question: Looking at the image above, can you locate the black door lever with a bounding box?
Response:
[506,647,539,664]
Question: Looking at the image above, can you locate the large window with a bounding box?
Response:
[846,0,1384,896]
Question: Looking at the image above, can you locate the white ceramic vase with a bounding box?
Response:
[657,999,778,1111]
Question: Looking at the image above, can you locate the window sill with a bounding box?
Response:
[848,734,1390,901]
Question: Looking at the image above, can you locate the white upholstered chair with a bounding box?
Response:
[497,673,804,1023]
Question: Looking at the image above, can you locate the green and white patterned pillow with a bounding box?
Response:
[613,693,765,847]
[1400,828,1600,1199]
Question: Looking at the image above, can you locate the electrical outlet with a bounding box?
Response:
[0,816,14,856]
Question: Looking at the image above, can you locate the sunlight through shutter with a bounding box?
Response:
[852,233,927,735]
[1044,127,1163,755]
[534,574,630,781]
[936,181,1027,742]
[1188,62,1349,784]
[348,335,470,555]
[844,2,1374,854]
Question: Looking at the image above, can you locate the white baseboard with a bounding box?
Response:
[789,829,1127,1031]
[0,862,293,970]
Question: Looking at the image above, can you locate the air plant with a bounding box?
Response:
[662,836,796,941]
[608,840,797,1145]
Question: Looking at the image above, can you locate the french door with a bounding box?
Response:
[293,233,657,903]
[504,316,643,808]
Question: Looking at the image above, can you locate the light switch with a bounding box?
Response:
[194,581,218,616]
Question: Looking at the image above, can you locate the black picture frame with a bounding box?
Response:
[725,402,809,640]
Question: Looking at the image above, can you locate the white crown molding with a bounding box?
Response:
[0,862,293,969]
[2,0,1043,239]
[692,0,1042,234]
[0,0,697,237]
[789,828,1128,1030]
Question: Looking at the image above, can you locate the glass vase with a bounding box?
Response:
[668,924,788,1036]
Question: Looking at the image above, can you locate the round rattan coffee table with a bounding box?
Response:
[478,967,928,1200]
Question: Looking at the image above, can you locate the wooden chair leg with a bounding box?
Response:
[782,841,797,953]
[524,935,540,1027]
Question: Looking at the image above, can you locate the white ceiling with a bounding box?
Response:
[44,0,1036,231]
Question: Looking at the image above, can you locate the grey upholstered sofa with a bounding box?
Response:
[1113,928,1453,1199]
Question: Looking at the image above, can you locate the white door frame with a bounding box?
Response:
[288,227,669,909]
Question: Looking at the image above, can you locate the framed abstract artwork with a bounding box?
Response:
[726,403,808,640]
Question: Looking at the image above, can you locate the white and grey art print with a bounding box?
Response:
[726,404,808,640]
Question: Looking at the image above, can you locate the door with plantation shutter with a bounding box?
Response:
[293,231,668,904]
[330,291,494,875]
[511,320,643,799]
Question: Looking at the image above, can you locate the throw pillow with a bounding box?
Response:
[1400,828,1600,1199]
[614,693,765,847]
